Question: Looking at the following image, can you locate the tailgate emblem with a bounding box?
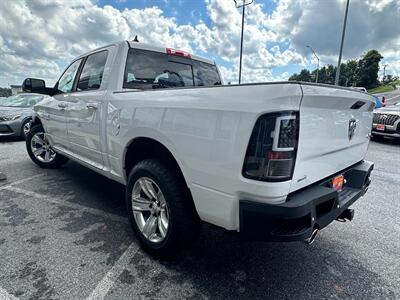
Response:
[348,119,357,140]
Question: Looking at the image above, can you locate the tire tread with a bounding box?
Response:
[126,159,200,258]
[26,124,69,169]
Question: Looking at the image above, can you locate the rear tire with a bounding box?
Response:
[26,124,69,169]
[126,159,201,258]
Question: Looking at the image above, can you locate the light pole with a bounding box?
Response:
[234,0,253,84]
[383,64,388,82]
[335,0,350,86]
[307,45,320,83]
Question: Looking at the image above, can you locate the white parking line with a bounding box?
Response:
[0,287,19,300]
[5,186,129,225]
[386,94,400,101]
[0,174,45,190]
[86,242,139,300]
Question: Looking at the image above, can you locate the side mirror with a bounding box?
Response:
[22,78,46,93]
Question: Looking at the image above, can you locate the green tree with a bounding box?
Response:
[309,65,336,85]
[316,66,328,83]
[0,88,12,97]
[357,50,383,89]
[288,49,383,88]
[337,60,359,87]
[289,69,312,82]
[383,74,398,84]
[345,60,359,87]
[325,65,336,84]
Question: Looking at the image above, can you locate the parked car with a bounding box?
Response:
[354,87,367,93]
[22,41,374,257]
[353,87,385,108]
[372,95,383,108]
[372,102,400,139]
[0,93,44,139]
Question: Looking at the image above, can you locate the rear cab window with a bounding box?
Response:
[123,48,221,90]
[192,60,221,86]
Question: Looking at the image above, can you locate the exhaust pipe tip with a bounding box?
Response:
[336,208,355,222]
[304,229,319,245]
[364,177,371,194]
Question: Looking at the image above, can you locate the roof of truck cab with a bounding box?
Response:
[72,40,215,65]
[127,41,215,65]
[72,41,125,60]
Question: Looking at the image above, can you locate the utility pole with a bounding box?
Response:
[335,0,350,86]
[234,0,253,84]
[307,45,320,83]
[383,64,388,82]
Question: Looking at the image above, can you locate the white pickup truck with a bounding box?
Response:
[22,41,374,256]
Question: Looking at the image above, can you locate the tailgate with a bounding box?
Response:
[290,84,374,192]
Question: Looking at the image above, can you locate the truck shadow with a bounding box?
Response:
[135,227,395,299]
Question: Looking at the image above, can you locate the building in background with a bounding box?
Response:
[10,85,22,95]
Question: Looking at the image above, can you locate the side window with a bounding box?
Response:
[193,61,222,86]
[77,50,108,91]
[57,59,82,93]
[124,49,194,89]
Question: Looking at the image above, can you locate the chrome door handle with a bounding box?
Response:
[86,102,99,109]
[58,102,68,109]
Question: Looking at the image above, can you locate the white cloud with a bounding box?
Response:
[268,0,400,59]
[0,0,399,87]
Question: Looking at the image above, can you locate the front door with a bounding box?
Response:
[42,58,83,148]
[65,50,109,168]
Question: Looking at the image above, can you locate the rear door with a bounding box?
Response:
[290,84,374,192]
[65,50,109,169]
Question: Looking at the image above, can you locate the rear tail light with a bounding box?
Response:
[243,112,299,181]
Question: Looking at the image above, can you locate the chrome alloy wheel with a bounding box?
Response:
[30,132,56,163]
[23,121,31,136]
[131,177,169,243]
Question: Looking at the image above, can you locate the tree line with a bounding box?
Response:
[0,87,12,97]
[288,50,395,89]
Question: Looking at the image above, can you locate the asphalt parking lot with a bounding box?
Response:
[0,137,399,300]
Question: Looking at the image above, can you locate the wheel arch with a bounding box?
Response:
[123,136,199,217]
[30,115,43,128]
[123,136,190,190]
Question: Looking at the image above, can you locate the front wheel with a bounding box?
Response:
[126,159,201,258]
[21,118,32,139]
[26,124,69,168]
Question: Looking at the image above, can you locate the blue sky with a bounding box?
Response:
[98,0,278,25]
[99,0,211,24]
